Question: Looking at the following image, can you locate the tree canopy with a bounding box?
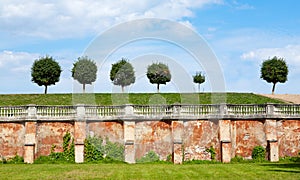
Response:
[260,56,288,94]
[146,62,171,93]
[31,56,62,94]
[72,56,97,93]
[110,58,135,92]
[193,72,205,92]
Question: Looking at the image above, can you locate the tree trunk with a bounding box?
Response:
[83,83,86,93]
[272,82,276,95]
[121,86,124,93]
[198,84,200,93]
[157,84,160,93]
[44,85,48,94]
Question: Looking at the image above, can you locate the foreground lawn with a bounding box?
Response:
[0,163,299,180]
[0,93,284,105]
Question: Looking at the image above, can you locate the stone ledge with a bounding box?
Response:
[221,140,231,143]
[174,140,183,144]
[267,139,278,143]
[125,140,134,145]
[24,143,35,146]
[1,112,300,122]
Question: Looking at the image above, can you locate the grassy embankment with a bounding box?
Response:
[0,93,284,106]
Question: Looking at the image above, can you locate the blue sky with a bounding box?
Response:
[0,0,299,94]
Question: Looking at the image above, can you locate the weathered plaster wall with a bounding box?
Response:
[36,122,74,156]
[0,119,299,161]
[135,120,172,160]
[231,120,266,159]
[183,120,220,161]
[87,121,123,144]
[277,120,300,157]
[0,122,24,158]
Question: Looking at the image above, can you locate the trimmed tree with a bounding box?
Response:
[31,56,62,94]
[193,72,205,92]
[72,56,97,93]
[260,56,288,95]
[110,58,135,92]
[146,62,171,93]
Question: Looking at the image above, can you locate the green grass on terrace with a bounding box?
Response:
[0,163,299,180]
[0,93,284,106]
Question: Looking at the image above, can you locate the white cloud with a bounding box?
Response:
[0,0,223,39]
[241,44,300,68]
[229,0,254,10]
[0,50,39,70]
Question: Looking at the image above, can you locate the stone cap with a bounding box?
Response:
[267,139,278,143]
[173,139,182,144]
[221,140,231,143]
[125,140,134,145]
[24,143,35,146]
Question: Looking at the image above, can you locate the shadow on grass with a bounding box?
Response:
[260,163,300,173]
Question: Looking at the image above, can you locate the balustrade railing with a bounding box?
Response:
[0,106,27,117]
[1,104,300,119]
[133,105,172,116]
[36,106,76,117]
[85,105,124,117]
[274,104,300,115]
[227,104,267,115]
[180,104,220,115]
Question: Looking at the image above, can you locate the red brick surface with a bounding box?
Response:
[0,122,24,158]
[232,120,266,159]
[36,122,74,156]
[277,120,300,157]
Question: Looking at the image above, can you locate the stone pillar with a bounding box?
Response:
[24,121,37,163]
[24,105,37,164]
[172,120,184,164]
[124,104,134,115]
[24,144,35,163]
[74,121,86,163]
[265,119,279,162]
[124,121,135,164]
[219,120,231,163]
[268,140,279,162]
[266,104,275,115]
[75,105,86,163]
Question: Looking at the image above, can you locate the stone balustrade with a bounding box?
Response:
[1,103,300,120]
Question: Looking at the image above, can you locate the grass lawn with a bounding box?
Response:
[0,163,299,180]
[0,93,284,106]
